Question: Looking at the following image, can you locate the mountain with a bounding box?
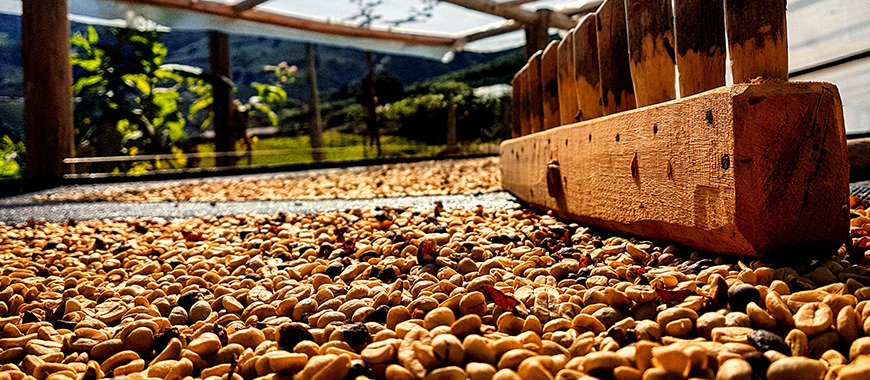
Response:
[0,13,517,139]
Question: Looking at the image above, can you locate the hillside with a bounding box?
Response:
[0,13,519,140]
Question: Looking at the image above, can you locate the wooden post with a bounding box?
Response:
[557,32,579,126]
[673,0,726,96]
[596,0,636,115]
[625,0,676,106]
[447,96,457,146]
[541,42,561,130]
[527,51,544,134]
[724,0,788,83]
[306,44,324,162]
[209,31,234,167]
[22,0,74,180]
[574,14,603,121]
[500,81,848,258]
[524,9,551,58]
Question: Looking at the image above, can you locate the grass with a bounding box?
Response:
[191,132,494,169]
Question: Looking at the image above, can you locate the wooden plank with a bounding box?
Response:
[210,31,234,167]
[673,0,726,96]
[596,0,636,115]
[518,65,532,136]
[511,71,523,138]
[232,0,270,12]
[22,0,74,179]
[573,14,602,121]
[724,0,788,83]
[439,0,576,29]
[541,42,561,130]
[527,51,545,134]
[499,82,848,257]
[557,31,580,125]
[625,0,676,106]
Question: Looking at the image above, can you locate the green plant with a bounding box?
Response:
[71,26,193,171]
[0,135,24,180]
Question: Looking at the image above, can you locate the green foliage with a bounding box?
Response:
[406,49,525,94]
[71,26,194,171]
[0,134,24,180]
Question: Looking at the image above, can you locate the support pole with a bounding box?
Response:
[209,31,234,167]
[447,96,457,147]
[524,9,551,58]
[306,44,324,163]
[22,0,74,180]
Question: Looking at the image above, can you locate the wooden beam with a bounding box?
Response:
[573,14,602,121]
[541,41,561,129]
[557,30,579,125]
[527,52,545,134]
[232,0,270,13]
[210,31,234,167]
[461,21,523,44]
[557,0,606,16]
[596,0,635,115]
[22,0,74,179]
[673,0,726,97]
[116,0,457,47]
[439,0,576,29]
[625,0,676,107]
[500,82,848,258]
[724,0,788,83]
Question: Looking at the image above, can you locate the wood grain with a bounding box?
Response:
[625,0,676,106]
[528,51,545,134]
[541,42,561,130]
[557,31,580,125]
[673,0,726,96]
[511,71,522,138]
[518,65,532,136]
[22,0,74,179]
[573,14,603,121]
[596,0,636,115]
[725,0,788,83]
[500,82,848,257]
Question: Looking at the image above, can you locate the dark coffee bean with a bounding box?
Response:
[324,262,343,278]
[244,273,261,282]
[727,284,760,312]
[342,323,371,347]
[747,329,789,354]
[364,305,390,325]
[377,266,398,283]
[742,351,770,376]
[278,322,314,351]
[592,307,624,327]
[176,290,201,312]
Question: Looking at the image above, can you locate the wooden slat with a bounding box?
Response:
[673,0,726,96]
[511,72,522,138]
[596,0,636,115]
[557,31,580,125]
[528,51,545,134]
[22,0,74,179]
[518,65,532,136]
[232,0,270,12]
[541,42,561,130]
[625,0,676,106]
[573,14,602,121]
[724,0,788,83]
[500,82,848,257]
[573,14,602,122]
